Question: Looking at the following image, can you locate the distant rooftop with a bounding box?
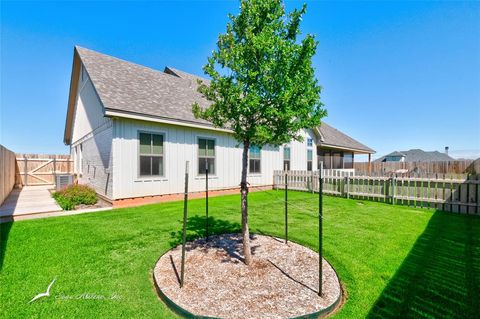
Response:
[375,149,455,162]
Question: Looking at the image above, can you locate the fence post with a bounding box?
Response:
[345,176,349,199]
[180,161,189,288]
[53,158,57,186]
[391,175,396,205]
[318,165,323,296]
[23,157,28,186]
[285,164,288,244]
[311,172,314,194]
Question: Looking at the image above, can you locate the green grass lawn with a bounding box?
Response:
[1,190,479,318]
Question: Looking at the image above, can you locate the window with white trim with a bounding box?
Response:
[139,132,164,176]
[198,138,215,174]
[249,145,261,173]
[307,149,313,171]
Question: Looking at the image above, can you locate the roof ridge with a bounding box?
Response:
[75,46,195,85]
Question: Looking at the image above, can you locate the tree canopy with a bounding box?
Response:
[193,0,326,146]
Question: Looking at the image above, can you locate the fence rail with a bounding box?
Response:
[273,170,480,214]
[354,159,479,177]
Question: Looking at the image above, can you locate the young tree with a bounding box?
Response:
[193,0,326,265]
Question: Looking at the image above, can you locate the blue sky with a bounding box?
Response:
[1,1,479,160]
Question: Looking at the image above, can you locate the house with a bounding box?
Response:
[375,149,454,163]
[63,46,374,205]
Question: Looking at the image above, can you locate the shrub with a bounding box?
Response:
[53,184,98,210]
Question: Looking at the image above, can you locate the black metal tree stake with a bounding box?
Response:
[318,165,323,296]
[285,164,288,244]
[205,164,209,241]
[180,161,189,288]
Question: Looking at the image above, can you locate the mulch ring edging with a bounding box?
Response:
[153,233,342,319]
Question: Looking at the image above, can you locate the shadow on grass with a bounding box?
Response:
[367,211,480,318]
[0,221,13,271]
[169,215,241,248]
[168,216,267,264]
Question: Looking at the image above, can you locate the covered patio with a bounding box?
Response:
[315,122,375,172]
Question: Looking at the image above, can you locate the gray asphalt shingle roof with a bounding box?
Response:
[76,46,374,153]
[375,149,454,162]
[318,122,375,153]
[77,46,212,127]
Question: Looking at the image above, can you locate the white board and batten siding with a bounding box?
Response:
[70,66,113,198]
[70,63,319,201]
[111,119,318,200]
[284,129,319,171]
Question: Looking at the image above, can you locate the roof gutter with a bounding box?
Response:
[318,142,375,154]
[104,109,234,133]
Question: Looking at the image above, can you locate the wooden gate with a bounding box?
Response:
[16,155,73,186]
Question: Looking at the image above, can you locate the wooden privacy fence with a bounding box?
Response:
[0,145,20,205]
[273,170,480,214]
[15,154,73,186]
[354,159,479,177]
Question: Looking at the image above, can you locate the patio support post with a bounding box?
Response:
[368,153,372,175]
[180,161,189,288]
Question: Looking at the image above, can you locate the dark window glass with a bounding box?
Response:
[307,161,312,171]
[151,157,163,176]
[199,158,215,175]
[283,160,290,171]
[140,156,151,176]
[249,159,261,173]
[324,152,331,169]
[344,152,354,169]
[333,153,342,169]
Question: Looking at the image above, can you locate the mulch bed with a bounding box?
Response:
[153,234,341,319]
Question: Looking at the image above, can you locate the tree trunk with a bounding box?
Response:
[241,141,252,265]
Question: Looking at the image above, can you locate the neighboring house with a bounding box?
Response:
[375,149,454,162]
[63,46,374,203]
